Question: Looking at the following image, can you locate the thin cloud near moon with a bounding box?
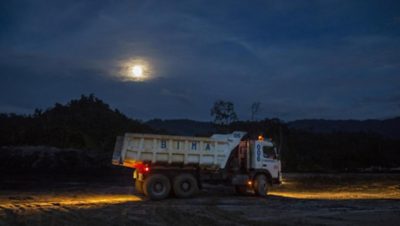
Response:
[117,58,153,82]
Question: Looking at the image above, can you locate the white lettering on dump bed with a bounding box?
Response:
[114,132,250,171]
[161,140,167,149]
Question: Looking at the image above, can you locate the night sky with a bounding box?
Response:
[1,0,399,121]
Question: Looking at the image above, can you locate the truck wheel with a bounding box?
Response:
[254,175,269,197]
[235,185,247,195]
[173,173,199,198]
[143,174,171,200]
[135,179,144,194]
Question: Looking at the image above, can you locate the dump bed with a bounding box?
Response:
[112,131,246,169]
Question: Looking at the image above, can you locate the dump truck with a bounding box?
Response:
[112,131,282,200]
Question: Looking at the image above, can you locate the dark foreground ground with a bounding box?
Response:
[1,173,400,226]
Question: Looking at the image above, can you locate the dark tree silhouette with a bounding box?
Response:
[0,94,153,151]
[210,100,238,132]
[250,102,261,121]
[1,95,400,173]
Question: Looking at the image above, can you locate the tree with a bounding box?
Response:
[250,102,261,121]
[0,94,153,151]
[210,100,238,130]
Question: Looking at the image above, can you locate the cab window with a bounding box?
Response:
[263,146,276,159]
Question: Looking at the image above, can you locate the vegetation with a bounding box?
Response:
[230,120,400,172]
[250,102,261,121]
[0,95,399,173]
[284,129,400,172]
[0,94,152,152]
[210,100,238,132]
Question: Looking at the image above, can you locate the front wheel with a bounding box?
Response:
[143,174,171,200]
[253,175,269,197]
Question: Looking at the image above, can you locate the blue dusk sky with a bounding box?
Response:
[1,0,399,121]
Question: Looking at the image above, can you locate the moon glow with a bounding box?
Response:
[118,58,152,82]
[132,65,143,78]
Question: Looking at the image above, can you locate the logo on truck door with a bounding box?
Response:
[256,144,261,161]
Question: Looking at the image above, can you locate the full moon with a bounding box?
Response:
[132,65,143,78]
[118,58,152,82]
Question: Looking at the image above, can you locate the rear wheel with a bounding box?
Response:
[135,179,144,194]
[254,175,269,197]
[173,173,199,198]
[143,174,171,200]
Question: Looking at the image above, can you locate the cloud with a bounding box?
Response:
[1,0,400,120]
[160,88,193,105]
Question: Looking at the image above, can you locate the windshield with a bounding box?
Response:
[262,146,276,159]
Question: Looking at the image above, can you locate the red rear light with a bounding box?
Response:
[134,163,150,174]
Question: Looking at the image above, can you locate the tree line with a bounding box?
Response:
[0,94,152,152]
[0,95,399,173]
[210,99,400,172]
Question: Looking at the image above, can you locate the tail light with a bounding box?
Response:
[134,163,150,174]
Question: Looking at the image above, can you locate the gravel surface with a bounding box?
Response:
[1,173,399,226]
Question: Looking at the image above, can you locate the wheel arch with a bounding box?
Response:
[251,170,273,185]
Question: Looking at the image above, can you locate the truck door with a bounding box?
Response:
[251,141,280,179]
[261,143,280,179]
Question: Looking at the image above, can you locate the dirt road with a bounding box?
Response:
[1,174,399,226]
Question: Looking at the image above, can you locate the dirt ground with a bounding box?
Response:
[1,173,400,226]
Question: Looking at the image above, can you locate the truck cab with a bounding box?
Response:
[250,139,282,184]
[232,136,282,196]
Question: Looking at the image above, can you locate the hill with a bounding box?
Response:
[0,94,153,151]
[288,117,400,139]
[146,117,400,139]
[1,95,399,173]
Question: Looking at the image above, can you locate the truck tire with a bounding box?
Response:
[135,179,144,194]
[235,185,247,195]
[254,175,269,197]
[173,173,199,198]
[143,174,171,200]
